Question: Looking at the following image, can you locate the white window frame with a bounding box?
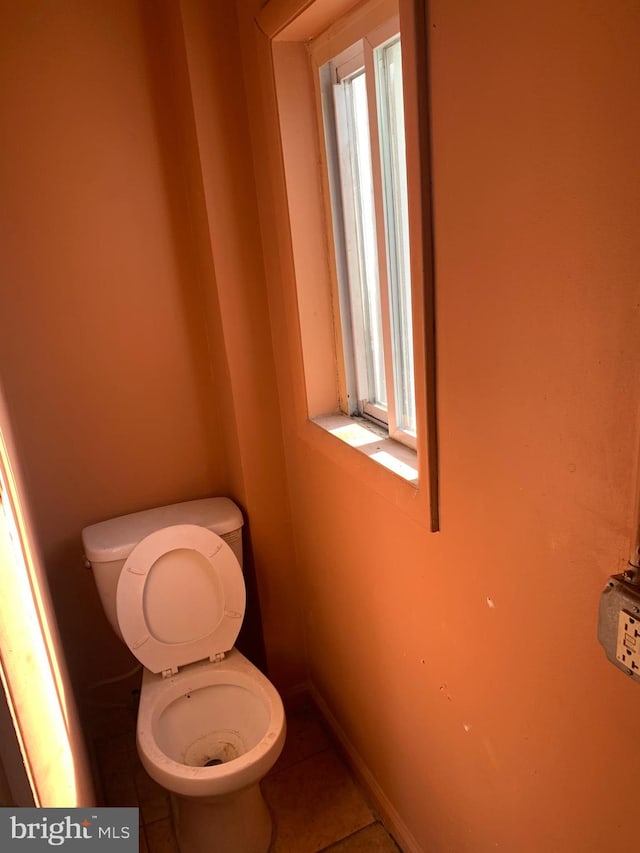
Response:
[313,15,417,450]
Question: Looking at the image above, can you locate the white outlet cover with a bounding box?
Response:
[616,610,640,674]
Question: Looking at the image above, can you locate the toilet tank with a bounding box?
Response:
[82,497,244,641]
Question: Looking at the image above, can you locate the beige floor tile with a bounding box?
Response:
[263,748,375,853]
[95,734,136,780]
[103,772,138,807]
[322,822,400,852]
[271,708,331,774]
[145,819,179,853]
[102,730,137,753]
[135,766,171,824]
[139,826,149,852]
[90,708,138,740]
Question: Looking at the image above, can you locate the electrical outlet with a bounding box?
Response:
[598,575,640,683]
[617,610,640,674]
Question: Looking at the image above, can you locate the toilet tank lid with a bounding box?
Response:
[81,497,243,563]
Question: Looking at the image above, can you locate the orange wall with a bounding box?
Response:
[2,0,640,846]
[176,0,306,690]
[240,0,640,850]
[0,0,227,691]
[0,0,306,703]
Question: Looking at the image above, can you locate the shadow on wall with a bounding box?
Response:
[235,516,269,675]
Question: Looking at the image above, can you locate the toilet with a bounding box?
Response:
[82,497,286,853]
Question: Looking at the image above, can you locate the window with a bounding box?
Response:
[253,0,439,529]
[316,18,416,449]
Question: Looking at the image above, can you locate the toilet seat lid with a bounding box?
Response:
[116,524,245,675]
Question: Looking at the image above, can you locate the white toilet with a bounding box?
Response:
[82,497,286,853]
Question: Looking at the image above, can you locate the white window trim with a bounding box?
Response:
[312,13,420,450]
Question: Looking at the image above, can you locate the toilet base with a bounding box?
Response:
[172,783,272,853]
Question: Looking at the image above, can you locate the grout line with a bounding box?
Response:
[142,816,171,829]
[315,820,384,852]
[266,742,332,779]
[97,704,398,852]
[308,685,420,853]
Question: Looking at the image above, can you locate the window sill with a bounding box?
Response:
[312,413,418,486]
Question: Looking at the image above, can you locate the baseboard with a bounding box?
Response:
[307,682,423,853]
[280,680,315,711]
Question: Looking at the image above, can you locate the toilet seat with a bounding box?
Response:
[116,524,245,676]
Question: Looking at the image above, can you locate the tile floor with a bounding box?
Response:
[93,699,401,853]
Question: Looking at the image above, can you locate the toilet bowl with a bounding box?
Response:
[138,650,285,853]
[137,649,285,797]
[82,498,286,853]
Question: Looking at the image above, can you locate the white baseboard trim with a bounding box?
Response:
[307,681,423,853]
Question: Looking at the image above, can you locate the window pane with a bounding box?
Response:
[376,38,415,435]
[345,72,387,411]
